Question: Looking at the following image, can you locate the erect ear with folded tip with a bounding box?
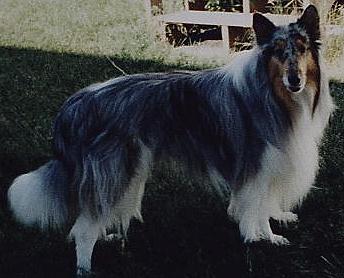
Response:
[297,5,320,42]
[253,13,276,46]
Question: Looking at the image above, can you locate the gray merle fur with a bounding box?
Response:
[51,52,291,221]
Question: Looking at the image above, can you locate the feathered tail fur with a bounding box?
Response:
[8,160,70,229]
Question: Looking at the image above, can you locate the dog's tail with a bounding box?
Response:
[8,160,69,230]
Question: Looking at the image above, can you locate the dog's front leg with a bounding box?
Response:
[229,174,290,245]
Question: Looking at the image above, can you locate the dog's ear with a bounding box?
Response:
[297,5,320,41]
[253,13,276,46]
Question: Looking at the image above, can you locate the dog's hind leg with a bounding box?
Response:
[69,214,103,276]
[112,141,153,239]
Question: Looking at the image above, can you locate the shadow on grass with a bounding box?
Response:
[0,46,343,278]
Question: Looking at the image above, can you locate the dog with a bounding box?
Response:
[8,5,334,276]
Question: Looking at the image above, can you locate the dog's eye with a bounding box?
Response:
[296,43,306,54]
[273,39,286,59]
[295,37,307,54]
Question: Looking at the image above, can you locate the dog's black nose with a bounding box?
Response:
[288,74,301,87]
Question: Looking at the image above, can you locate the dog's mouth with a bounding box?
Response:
[286,85,303,93]
[282,75,305,94]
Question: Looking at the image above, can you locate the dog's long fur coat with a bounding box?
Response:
[8,5,334,275]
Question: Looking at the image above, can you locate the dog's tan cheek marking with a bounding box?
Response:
[268,57,296,116]
[305,51,320,113]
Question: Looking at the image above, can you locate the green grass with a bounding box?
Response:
[0,1,344,277]
[0,0,157,57]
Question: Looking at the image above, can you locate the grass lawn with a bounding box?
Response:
[0,0,343,277]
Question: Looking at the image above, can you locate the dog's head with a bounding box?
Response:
[253,5,320,97]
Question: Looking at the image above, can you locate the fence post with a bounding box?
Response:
[144,0,164,18]
[183,0,189,10]
[243,0,250,13]
[221,26,230,54]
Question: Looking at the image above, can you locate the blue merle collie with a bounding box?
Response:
[8,5,334,275]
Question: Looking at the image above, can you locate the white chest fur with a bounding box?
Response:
[265,83,334,212]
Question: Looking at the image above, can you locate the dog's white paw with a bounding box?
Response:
[269,234,290,246]
[77,267,94,277]
[105,233,115,241]
[271,212,298,224]
[244,234,290,246]
[103,233,117,241]
[102,232,125,242]
[242,228,290,246]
